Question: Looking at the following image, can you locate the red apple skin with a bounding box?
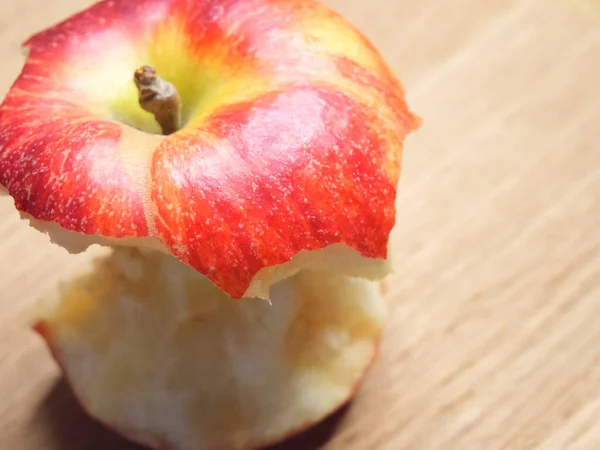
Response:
[154,86,404,297]
[0,95,149,237]
[0,0,419,298]
[0,0,163,238]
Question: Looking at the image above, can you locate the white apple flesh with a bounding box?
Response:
[36,248,386,450]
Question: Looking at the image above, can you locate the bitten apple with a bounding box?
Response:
[0,0,419,448]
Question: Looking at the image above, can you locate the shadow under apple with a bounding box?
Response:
[34,379,350,450]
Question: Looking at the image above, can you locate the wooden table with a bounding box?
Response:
[1,0,599,449]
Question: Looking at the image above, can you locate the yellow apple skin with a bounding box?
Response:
[0,0,419,298]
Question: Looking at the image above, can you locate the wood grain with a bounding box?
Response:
[1,0,599,449]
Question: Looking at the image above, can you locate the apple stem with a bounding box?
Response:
[134,65,181,135]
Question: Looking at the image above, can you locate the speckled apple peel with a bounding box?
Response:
[0,0,420,300]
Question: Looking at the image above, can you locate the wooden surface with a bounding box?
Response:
[1,0,599,449]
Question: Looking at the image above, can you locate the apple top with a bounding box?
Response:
[0,0,420,299]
